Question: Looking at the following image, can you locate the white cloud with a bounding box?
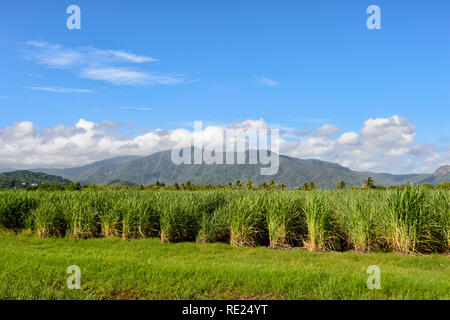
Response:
[24,41,189,86]
[25,41,157,66]
[0,116,448,173]
[315,124,341,136]
[79,68,151,85]
[27,86,93,93]
[256,76,278,87]
[361,115,415,148]
[105,50,158,63]
[337,131,359,145]
[282,115,449,174]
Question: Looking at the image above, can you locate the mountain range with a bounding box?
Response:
[27,149,450,189]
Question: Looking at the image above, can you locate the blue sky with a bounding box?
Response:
[0,0,449,172]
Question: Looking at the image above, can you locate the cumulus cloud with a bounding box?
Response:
[314,124,341,137]
[0,115,448,173]
[24,41,190,86]
[285,115,448,173]
[337,132,359,145]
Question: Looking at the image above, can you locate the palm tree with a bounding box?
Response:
[235,180,242,189]
[302,182,310,190]
[337,180,346,190]
[245,179,254,190]
[309,181,317,190]
[278,183,287,190]
[269,180,277,190]
[258,182,268,190]
[363,177,375,189]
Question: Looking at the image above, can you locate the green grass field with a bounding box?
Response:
[0,231,448,300]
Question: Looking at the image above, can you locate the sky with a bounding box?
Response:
[0,0,449,173]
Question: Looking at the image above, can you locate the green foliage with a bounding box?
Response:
[303,191,335,251]
[0,188,448,254]
[0,170,72,189]
[363,177,375,189]
[336,191,379,252]
[159,192,201,242]
[337,180,346,190]
[229,192,267,247]
[265,192,305,248]
[437,182,450,190]
[33,194,67,237]
[0,192,37,230]
[384,185,446,254]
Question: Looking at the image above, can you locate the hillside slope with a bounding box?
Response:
[31,149,450,189]
[0,171,72,189]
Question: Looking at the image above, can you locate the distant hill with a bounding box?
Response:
[0,170,72,189]
[31,149,450,189]
[33,156,141,181]
[419,165,450,185]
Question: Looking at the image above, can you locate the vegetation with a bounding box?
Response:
[337,180,346,190]
[0,170,72,189]
[0,186,448,254]
[33,150,450,189]
[0,232,448,300]
[363,177,375,189]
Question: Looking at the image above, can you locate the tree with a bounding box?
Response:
[278,183,287,190]
[67,182,81,191]
[337,180,346,190]
[302,182,310,191]
[258,182,268,190]
[183,180,193,190]
[437,182,450,190]
[363,177,375,189]
[269,180,277,190]
[309,181,317,190]
[245,179,254,190]
[235,180,242,189]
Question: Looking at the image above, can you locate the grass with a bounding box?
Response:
[303,191,335,251]
[229,192,267,247]
[0,188,449,254]
[0,231,448,300]
[337,191,379,252]
[385,185,447,254]
[265,192,305,248]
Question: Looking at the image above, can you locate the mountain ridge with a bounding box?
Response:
[29,149,449,189]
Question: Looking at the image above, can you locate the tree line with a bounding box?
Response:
[14,177,450,191]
